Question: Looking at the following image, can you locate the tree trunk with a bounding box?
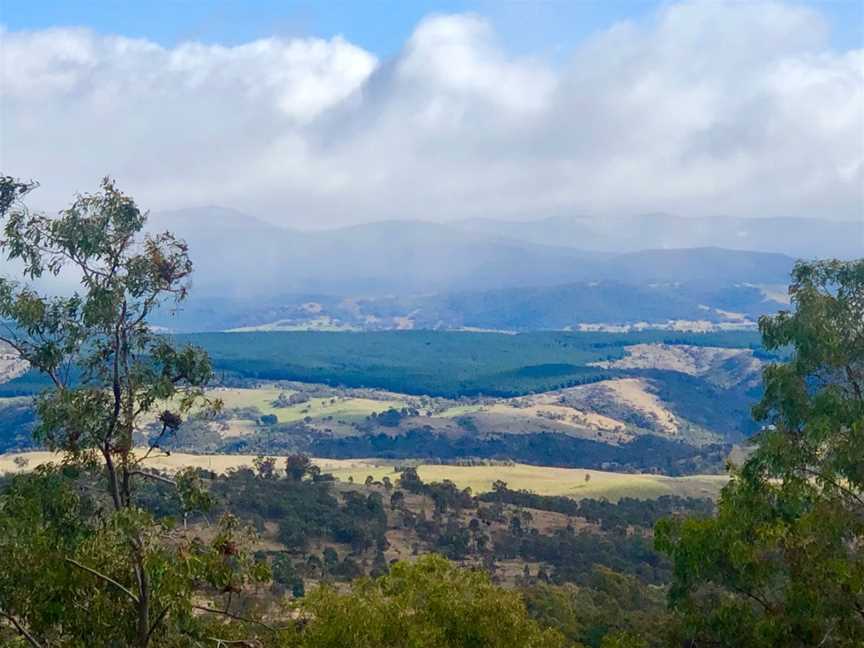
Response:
[133,543,151,647]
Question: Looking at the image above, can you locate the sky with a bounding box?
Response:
[1,0,862,227]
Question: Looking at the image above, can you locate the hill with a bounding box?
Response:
[152,277,788,334]
[0,332,767,470]
[372,280,784,331]
[0,451,727,501]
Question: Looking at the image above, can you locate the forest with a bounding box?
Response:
[0,327,767,401]
[174,329,765,398]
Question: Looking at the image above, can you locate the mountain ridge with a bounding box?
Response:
[147,207,799,298]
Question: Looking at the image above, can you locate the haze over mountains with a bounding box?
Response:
[457,213,864,259]
[148,207,816,294]
[141,206,863,333]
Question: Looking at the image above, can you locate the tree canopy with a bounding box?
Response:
[291,554,565,648]
[0,177,271,646]
[656,259,864,647]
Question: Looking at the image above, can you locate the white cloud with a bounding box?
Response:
[0,1,861,227]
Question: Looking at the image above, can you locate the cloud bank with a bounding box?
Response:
[1,0,862,226]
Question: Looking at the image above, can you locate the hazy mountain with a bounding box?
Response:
[456,213,864,259]
[393,281,785,331]
[145,207,800,331]
[290,220,608,294]
[148,209,607,297]
[149,207,796,298]
[147,207,309,297]
[594,247,794,284]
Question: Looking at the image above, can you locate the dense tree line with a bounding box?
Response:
[313,428,730,475]
[479,489,714,532]
[174,329,764,399]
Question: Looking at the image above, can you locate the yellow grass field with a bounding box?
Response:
[324,462,728,500]
[203,387,407,423]
[0,450,728,501]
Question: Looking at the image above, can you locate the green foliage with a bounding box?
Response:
[0,466,272,646]
[179,465,390,556]
[479,488,714,532]
[289,554,565,647]
[656,259,864,647]
[284,453,313,481]
[522,568,670,648]
[313,428,729,475]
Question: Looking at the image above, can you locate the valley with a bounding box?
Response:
[0,332,767,477]
[0,188,843,647]
[2,2,861,642]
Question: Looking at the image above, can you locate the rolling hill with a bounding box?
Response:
[153,279,786,333]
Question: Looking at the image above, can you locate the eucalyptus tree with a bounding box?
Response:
[0,177,273,646]
[293,554,565,647]
[657,259,864,647]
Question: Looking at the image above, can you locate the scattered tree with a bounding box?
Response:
[285,453,312,481]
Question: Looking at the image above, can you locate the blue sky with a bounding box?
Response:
[2,0,861,55]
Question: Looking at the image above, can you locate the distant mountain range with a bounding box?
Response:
[455,213,864,260]
[148,207,802,295]
[148,208,606,297]
[143,206,858,332]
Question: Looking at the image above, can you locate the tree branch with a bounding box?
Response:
[64,557,139,604]
[102,444,123,511]
[146,604,171,643]
[191,605,281,632]
[845,364,862,402]
[728,583,773,614]
[129,469,177,486]
[0,333,25,357]
[818,620,836,647]
[139,422,171,463]
[0,610,44,648]
[801,467,864,509]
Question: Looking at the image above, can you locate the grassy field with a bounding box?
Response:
[0,450,385,478]
[323,462,728,500]
[0,450,728,500]
[212,387,407,424]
